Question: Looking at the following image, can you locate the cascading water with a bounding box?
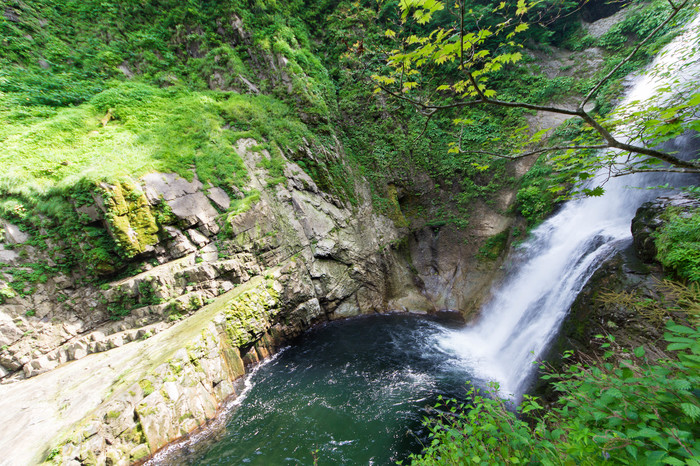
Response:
[149,15,700,466]
[440,13,700,397]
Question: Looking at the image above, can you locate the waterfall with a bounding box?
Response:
[439,14,700,397]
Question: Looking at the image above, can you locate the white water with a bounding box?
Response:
[440,14,700,397]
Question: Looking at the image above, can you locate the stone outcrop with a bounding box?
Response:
[1,136,504,464]
[631,193,700,263]
[0,277,284,465]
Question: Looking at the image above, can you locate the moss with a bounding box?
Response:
[126,421,147,446]
[386,184,409,228]
[211,278,280,347]
[130,444,150,462]
[138,379,155,397]
[478,229,511,261]
[222,346,246,379]
[220,190,261,239]
[101,181,159,258]
[654,206,700,283]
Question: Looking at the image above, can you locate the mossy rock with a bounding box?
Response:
[102,181,159,258]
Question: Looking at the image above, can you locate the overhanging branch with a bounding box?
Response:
[378,85,700,171]
[579,0,692,111]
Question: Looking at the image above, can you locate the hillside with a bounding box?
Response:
[0,0,698,464]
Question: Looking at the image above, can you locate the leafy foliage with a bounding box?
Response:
[655,207,700,283]
[374,0,700,185]
[408,321,700,465]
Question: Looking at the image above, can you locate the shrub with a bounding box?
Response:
[655,207,700,283]
[407,321,700,465]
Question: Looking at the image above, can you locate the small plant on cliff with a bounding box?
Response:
[0,285,16,304]
[407,321,700,465]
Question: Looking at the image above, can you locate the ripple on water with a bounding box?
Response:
[151,314,473,466]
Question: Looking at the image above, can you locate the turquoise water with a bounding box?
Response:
[159,314,476,465]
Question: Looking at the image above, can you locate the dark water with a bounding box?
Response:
[157,314,476,466]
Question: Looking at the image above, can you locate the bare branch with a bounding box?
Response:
[610,166,700,176]
[412,111,436,145]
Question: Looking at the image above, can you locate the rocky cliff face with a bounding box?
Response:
[0,131,514,464]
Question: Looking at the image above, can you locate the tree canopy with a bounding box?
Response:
[373,0,700,188]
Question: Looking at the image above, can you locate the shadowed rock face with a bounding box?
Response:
[580,0,624,23]
[631,193,700,263]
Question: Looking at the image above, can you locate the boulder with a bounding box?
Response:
[0,311,23,347]
[1,222,29,244]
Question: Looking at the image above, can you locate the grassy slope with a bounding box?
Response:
[0,0,695,276]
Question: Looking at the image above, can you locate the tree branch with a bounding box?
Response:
[610,166,700,176]
[378,84,700,170]
[578,0,691,110]
[462,144,609,160]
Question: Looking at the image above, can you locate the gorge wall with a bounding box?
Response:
[0,132,512,465]
[0,0,690,464]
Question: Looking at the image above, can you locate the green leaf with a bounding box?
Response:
[634,346,646,358]
[680,403,700,420]
[663,457,685,466]
[666,324,696,335]
[667,342,692,351]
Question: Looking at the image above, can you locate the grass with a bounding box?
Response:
[0,81,316,195]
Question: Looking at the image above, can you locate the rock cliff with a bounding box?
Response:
[0,132,514,464]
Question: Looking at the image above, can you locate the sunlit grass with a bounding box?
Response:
[0,81,313,197]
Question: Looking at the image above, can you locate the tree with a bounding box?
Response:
[404,321,700,465]
[372,0,700,186]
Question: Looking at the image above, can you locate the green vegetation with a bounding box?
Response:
[477,230,510,260]
[655,207,700,283]
[0,81,315,192]
[374,0,700,186]
[407,321,700,465]
[138,379,155,397]
[516,161,559,226]
[0,285,16,304]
